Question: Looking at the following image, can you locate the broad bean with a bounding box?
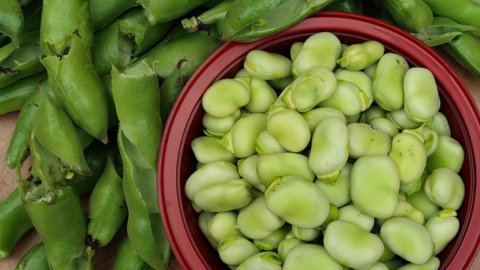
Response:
[291,225,320,241]
[315,163,352,207]
[338,204,375,231]
[277,237,304,261]
[218,236,259,266]
[370,117,400,138]
[255,130,286,155]
[208,211,242,244]
[397,256,440,270]
[404,68,440,122]
[424,168,465,210]
[193,179,253,212]
[267,109,310,152]
[253,225,289,251]
[335,69,374,109]
[293,32,342,75]
[257,152,314,185]
[283,244,343,270]
[389,133,427,184]
[426,209,459,255]
[202,79,250,118]
[237,196,284,240]
[236,252,282,270]
[244,50,292,80]
[426,135,464,173]
[338,40,384,71]
[348,123,391,158]
[373,53,409,111]
[224,113,267,158]
[245,78,277,113]
[302,107,346,132]
[192,136,236,164]
[237,155,264,191]
[320,80,364,116]
[202,110,241,137]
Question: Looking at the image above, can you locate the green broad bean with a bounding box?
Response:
[389,133,427,184]
[426,135,464,173]
[309,117,349,179]
[364,262,389,270]
[283,67,337,112]
[363,105,386,123]
[346,112,362,123]
[397,256,440,270]
[381,217,434,264]
[315,163,352,207]
[253,225,290,251]
[324,220,384,269]
[193,179,253,212]
[338,40,384,71]
[388,200,425,224]
[290,42,303,61]
[277,237,304,261]
[291,225,321,241]
[223,113,267,158]
[320,80,364,116]
[185,161,239,201]
[348,123,391,158]
[351,155,400,219]
[198,212,218,248]
[373,53,409,111]
[255,130,286,155]
[293,32,342,75]
[268,76,293,91]
[384,257,406,269]
[404,67,441,122]
[338,204,374,232]
[283,244,343,270]
[257,152,314,185]
[236,252,282,270]
[426,209,459,255]
[267,109,310,152]
[302,107,347,132]
[407,186,440,220]
[424,168,465,210]
[370,117,400,138]
[364,62,378,79]
[238,155,264,191]
[336,69,374,110]
[427,112,451,137]
[244,50,292,80]
[202,79,250,118]
[400,175,423,196]
[192,136,236,164]
[202,110,241,137]
[208,211,243,244]
[402,126,440,156]
[218,236,259,266]
[245,78,277,113]
[265,176,330,228]
[237,196,285,240]
[387,109,422,130]
[235,69,250,78]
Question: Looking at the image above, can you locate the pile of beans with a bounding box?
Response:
[185,32,465,270]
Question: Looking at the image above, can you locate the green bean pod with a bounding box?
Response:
[89,0,135,31]
[373,53,409,111]
[257,153,314,185]
[5,91,40,169]
[380,0,433,34]
[16,242,49,270]
[324,220,384,269]
[113,237,152,270]
[412,17,478,47]
[40,0,93,55]
[293,32,342,75]
[137,0,210,25]
[443,32,480,77]
[404,67,441,122]
[0,189,33,259]
[351,155,400,219]
[309,117,349,179]
[236,252,282,270]
[159,60,188,122]
[325,0,364,14]
[182,0,235,32]
[87,154,127,249]
[380,217,434,264]
[265,176,330,228]
[20,183,87,270]
[422,0,480,30]
[33,89,90,175]
[42,35,109,143]
[0,31,44,88]
[221,0,335,42]
[132,28,221,79]
[338,40,384,71]
[93,8,174,76]
[426,135,464,173]
[0,0,23,46]
[0,74,43,115]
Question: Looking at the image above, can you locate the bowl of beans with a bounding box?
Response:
[158,11,480,270]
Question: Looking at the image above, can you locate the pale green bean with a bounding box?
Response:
[293,32,342,75]
[244,50,292,80]
[267,109,310,152]
[283,244,343,270]
[426,209,459,255]
[424,168,465,210]
[338,40,384,71]
[202,79,250,117]
[237,196,285,240]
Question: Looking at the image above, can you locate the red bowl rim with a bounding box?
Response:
[158,11,480,270]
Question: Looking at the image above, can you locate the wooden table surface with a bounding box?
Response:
[0,50,479,270]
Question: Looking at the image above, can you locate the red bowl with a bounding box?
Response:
[158,11,480,270]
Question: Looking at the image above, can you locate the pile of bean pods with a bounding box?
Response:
[186,32,466,270]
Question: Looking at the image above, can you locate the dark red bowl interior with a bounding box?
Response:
[158,12,480,270]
